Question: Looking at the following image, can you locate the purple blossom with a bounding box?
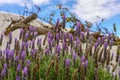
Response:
[59,31,63,39]
[56,33,59,40]
[72,52,77,60]
[4,63,7,69]
[37,38,41,46]
[16,76,20,80]
[10,50,14,57]
[63,32,67,42]
[26,60,31,66]
[25,32,29,39]
[102,35,106,42]
[65,59,71,67]
[45,48,50,55]
[9,32,12,39]
[81,55,85,62]
[1,68,6,76]
[104,42,108,49]
[22,66,28,75]
[15,56,19,61]
[22,41,25,49]
[17,64,21,71]
[84,60,88,68]
[68,33,73,43]
[25,42,28,48]
[34,31,38,37]
[80,31,84,40]
[75,38,80,46]
[76,21,81,31]
[94,42,99,50]
[21,51,26,59]
[30,49,34,56]
[56,45,60,55]
[48,38,52,48]
[29,26,36,32]
[62,41,67,49]
[51,39,55,47]
[97,37,101,44]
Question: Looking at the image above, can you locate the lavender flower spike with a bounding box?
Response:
[81,55,85,62]
[22,66,28,75]
[84,60,88,68]
[72,52,77,60]
[16,76,20,80]
[17,64,21,72]
[65,59,71,67]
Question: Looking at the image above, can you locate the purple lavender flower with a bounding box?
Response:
[25,42,28,48]
[34,31,38,37]
[30,49,34,56]
[76,21,81,31]
[4,63,7,69]
[25,32,29,39]
[22,41,25,50]
[1,68,6,76]
[94,42,99,50]
[84,60,88,68]
[10,50,14,57]
[26,60,31,66]
[29,26,36,32]
[104,42,108,49]
[62,41,67,49]
[56,45,60,55]
[68,33,73,43]
[48,38,52,48]
[65,59,71,67]
[17,64,21,72]
[9,32,12,39]
[37,38,41,46]
[102,35,106,43]
[45,48,50,55]
[16,76,20,80]
[63,32,67,42]
[59,31,63,39]
[21,51,26,59]
[72,52,77,60]
[15,56,19,61]
[22,66,28,75]
[81,55,85,62]
[56,33,59,40]
[75,38,80,47]
[20,28,23,39]
[97,37,101,43]
[80,31,84,40]
[51,39,55,47]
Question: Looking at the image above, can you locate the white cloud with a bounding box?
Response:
[72,0,120,22]
[0,0,50,6]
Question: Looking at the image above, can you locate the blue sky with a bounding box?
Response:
[0,0,120,35]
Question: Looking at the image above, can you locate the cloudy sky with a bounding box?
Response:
[0,0,120,35]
